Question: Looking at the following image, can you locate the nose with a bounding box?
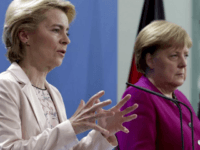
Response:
[60,33,71,45]
[179,55,187,68]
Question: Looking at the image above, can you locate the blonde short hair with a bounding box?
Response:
[134,20,192,74]
[3,0,76,63]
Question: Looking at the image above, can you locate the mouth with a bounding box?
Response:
[57,50,66,54]
[57,50,66,57]
[176,73,184,76]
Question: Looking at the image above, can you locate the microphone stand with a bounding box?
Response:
[198,101,200,120]
[126,82,194,150]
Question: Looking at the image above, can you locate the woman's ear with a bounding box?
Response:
[18,30,29,44]
[146,53,154,69]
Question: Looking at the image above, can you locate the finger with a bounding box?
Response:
[95,98,100,104]
[115,94,131,110]
[123,114,137,122]
[78,110,114,122]
[93,111,114,120]
[89,100,96,123]
[122,104,138,115]
[120,126,129,134]
[82,122,110,136]
[96,99,104,113]
[88,100,112,113]
[72,100,86,117]
[95,99,102,110]
[85,91,105,108]
[87,111,96,123]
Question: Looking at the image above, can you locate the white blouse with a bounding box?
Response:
[32,85,59,129]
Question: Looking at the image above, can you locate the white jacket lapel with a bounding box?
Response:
[45,82,67,123]
[7,62,46,131]
[21,84,47,131]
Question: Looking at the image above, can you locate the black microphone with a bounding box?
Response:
[126,82,194,150]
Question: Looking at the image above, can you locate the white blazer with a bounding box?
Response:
[0,62,114,150]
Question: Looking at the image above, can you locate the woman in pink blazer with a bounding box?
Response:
[116,20,200,150]
[0,0,138,149]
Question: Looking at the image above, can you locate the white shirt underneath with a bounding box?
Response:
[32,86,59,129]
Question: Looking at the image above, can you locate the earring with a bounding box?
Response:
[25,41,30,46]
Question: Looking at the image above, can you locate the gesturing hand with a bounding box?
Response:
[69,91,114,136]
[97,94,138,138]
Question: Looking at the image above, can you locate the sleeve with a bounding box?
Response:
[71,130,115,150]
[115,87,157,150]
[0,79,114,150]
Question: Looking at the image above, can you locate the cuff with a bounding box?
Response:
[55,120,79,149]
[88,130,116,150]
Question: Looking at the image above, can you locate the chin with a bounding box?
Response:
[49,62,62,70]
[55,59,63,67]
[173,76,186,86]
[174,80,185,87]
[55,63,62,67]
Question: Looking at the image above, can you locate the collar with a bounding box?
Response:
[138,75,177,98]
[7,62,31,85]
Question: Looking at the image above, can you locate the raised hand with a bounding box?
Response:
[97,94,138,138]
[69,91,114,136]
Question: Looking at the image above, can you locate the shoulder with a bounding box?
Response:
[123,77,156,101]
[174,89,188,101]
[174,89,191,107]
[0,71,22,108]
[0,70,15,81]
[0,70,20,89]
[121,76,161,111]
[123,86,149,99]
[121,85,156,113]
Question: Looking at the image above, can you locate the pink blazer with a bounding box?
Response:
[0,62,114,150]
[116,76,200,150]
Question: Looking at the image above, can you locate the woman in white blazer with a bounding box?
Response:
[0,0,138,150]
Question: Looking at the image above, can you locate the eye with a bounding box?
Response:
[170,54,178,58]
[185,54,189,58]
[52,28,60,32]
[67,33,70,36]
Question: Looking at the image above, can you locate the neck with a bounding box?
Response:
[18,59,50,89]
[146,74,176,98]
